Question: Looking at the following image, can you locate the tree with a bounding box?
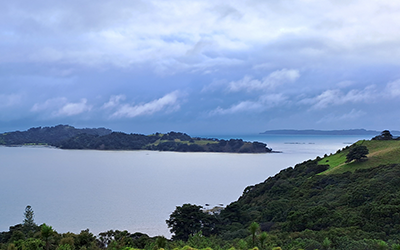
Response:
[258,231,268,250]
[381,130,393,140]
[24,238,44,250]
[41,224,54,250]
[166,203,215,241]
[372,130,393,140]
[249,222,260,247]
[322,237,332,250]
[23,205,37,234]
[56,245,74,250]
[155,236,167,249]
[58,236,75,250]
[346,145,369,163]
[75,229,96,249]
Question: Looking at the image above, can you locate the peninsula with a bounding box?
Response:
[0,125,271,153]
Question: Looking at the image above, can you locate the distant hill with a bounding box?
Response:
[0,125,112,145]
[260,129,400,135]
[0,125,271,153]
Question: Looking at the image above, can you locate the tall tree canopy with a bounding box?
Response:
[166,204,217,241]
[23,205,37,234]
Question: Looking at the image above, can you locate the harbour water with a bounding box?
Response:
[0,134,370,237]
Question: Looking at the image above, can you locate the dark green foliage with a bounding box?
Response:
[0,125,111,146]
[61,132,158,150]
[155,236,167,249]
[258,231,268,250]
[166,204,218,241]
[23,205,38,235]
[0,224,24,244]
[373,130,393,140]
[218,160,400,244]
[58,133,99,149]
[346,145,369,162]
[150,141,205,152]
[249,222,260,247]
[75,229,96,249]
[9,231,24,242]
[98,230,152,249]
[22,238,44,250]
[41,224,54,250]
[58,236,75,250]
[160,131,191,141]
[207,139,271,153]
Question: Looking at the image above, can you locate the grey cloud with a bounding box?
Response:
[56,99,92,117]
[154,56,243,75]
[3,0,400,72]
[31,98,92,117]
[301,86,376,110]
[385,79,400,98]
[210,93,287,115]
[228,69,300,92]
[102,95,126,109]
[201,79,228,93]
[31,97,68,112]
[211,4,243,21]
[2,0,400,133]
[210,101,263,115]
[110,91,181,118]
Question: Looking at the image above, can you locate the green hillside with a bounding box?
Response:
[319,139,400,174]
[212,131,400,248]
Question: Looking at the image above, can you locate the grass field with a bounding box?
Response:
[318,139,400,175]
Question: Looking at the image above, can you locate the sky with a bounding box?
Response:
[1,0,400,135]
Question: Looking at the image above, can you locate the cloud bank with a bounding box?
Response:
[1,1,400,133]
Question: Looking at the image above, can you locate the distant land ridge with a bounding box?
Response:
[0,125,271,153]
[260,129,400,135]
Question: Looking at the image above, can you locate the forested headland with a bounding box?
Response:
[0,125,271,153]
[2,130,400,250]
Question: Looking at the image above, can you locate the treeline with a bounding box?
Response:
[0,125,112,145]
[0,222,172,250]
[2,204,400,250]
[0,125,271,153]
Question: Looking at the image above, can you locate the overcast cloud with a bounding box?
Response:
[1,0,400,134]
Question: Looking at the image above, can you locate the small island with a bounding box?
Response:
[0,125,272,153]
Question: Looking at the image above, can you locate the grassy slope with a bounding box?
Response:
[319,139,400,174]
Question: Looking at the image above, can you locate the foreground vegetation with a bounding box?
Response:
[0,125,271,153]
[3,130,400,250]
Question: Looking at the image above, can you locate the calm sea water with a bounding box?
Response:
[0,135,370,237]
